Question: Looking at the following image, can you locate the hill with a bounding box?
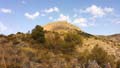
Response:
[0,21,120,68]
[107,34,120,43]
[43,21,81,32]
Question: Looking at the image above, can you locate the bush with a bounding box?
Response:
[64,32,83,45]
[78,49,90,63]
[116,60,120,68]
[89,45,115,68]
[31,25,45,43]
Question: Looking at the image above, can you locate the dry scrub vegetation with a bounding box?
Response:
[0,22,119,68]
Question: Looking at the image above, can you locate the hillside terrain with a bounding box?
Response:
[102,34,120,43]
[0,21,120,68]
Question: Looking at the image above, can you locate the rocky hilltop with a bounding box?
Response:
[43,21,80,32]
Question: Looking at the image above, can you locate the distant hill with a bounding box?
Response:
[107,34,120,43]
[99,34,120,43]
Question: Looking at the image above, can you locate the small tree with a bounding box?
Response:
[31,25,45,43]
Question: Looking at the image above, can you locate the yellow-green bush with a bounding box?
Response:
[89,45,115,68]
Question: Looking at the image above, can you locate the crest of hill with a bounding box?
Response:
[43,21,81,32]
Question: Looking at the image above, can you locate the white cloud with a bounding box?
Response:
[78,22,88,27]
[116,21,120,24]
[0,8,12,14]
[44,7,59,13]
[104,7,113,13]
[89,23,96,26]
[0,22,7,32]
[85,5,113,17]
[73,14,77,18]
[41,14,45,16]
[49,16,53,20]
[56,14,70,21]
[86,5,105,17]
[24,12,40,20]
[112,19,120,24]
[73,18,87,23]
[21,0,26,4]
[73,18,88,27]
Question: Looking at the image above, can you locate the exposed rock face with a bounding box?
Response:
[43,21,80,32]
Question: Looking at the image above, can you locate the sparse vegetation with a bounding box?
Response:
[0,21,119,68]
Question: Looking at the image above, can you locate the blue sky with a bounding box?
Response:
[0,0,120,35]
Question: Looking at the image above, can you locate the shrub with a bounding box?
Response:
[78,49,90,63]
[31,25,45,43]
[64,32,83,45]
[89,45,115,68]
[116,60,120,68]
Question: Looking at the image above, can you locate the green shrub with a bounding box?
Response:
[31,25,45,43]
[64,32,83,45]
